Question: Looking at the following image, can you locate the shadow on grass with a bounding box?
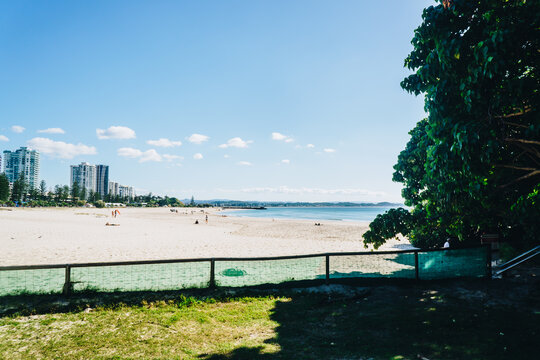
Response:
[1,278,538,360]
[196,280,539,360]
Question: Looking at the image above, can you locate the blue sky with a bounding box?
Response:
[0,0,434,202]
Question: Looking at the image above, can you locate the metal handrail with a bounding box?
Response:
[494,245,540,276]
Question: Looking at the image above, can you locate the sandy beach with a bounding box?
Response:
[0,207,412,266]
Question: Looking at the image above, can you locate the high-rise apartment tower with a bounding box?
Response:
[95,165,109,196]
[70,162,97,194]
[2,147,40,188]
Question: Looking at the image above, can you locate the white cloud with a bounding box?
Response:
[323,148,336,153]
[224,154,230,159]
[27,137,97,159]
[239,186,385,197]
[117,147,163,162]
[96,126,136,140]
[146,138,182,147]
[193,153,203,160]
[117,147,143,158]
[163,154,183,161]
[37,128,65,134]
[187,134,209,144]
[139,149,162,162]
[237,161,252,166]
[281,159,290,164]
[219,137,253,149]
[11,125,25,133]
[0,135,9,142]
[271,132,287,141]
[307,144,315,148]
[272,132,294,143]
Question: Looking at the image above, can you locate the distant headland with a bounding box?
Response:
[185,200,402,208]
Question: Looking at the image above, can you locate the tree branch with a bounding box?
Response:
[499,170,540,189]
[501,120,529,129]
[505,141,540,159]
[504,138,540,146]
[495,165,537,171]
[525,152,540,167]
[494,107,532,119]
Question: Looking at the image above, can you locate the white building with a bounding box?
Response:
[70,162,110,197]
[109,181,135,199]
[119,185,135,199]
[2,147,40,189]
[108,181,119,196]
[70,162,97,194]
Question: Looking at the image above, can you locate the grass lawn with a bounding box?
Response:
[0,279,538,359]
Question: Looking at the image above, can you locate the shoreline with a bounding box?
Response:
[219,206,389,223]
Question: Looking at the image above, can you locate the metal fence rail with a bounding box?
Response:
[494,245,540,277]
[0,245,491,296]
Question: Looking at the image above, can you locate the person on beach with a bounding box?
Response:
[205,215,208,224]
[443,238,450,248]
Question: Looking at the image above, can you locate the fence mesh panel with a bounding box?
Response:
[215,256,326,287]
[0,247,490,296]
[0,268,65,296]
[418,247,489,280]
[330,253,416,279]
[71,262,211,292]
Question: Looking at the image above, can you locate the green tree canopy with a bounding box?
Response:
[364,0,539,250]
[11,173,27,203]
[80,186,87,201]
[71,182,80,200]
[39,180,47,198]
[62,185,70,201]
[0,173,10,202]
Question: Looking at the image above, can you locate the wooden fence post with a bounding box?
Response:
[63,265,71,296]
[210,259,216,288]
[414,252,419,281]
[325,255,330,285]
[486,246,492,279]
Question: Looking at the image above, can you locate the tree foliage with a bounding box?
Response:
[71,182,80,200]
[10,173,27,203]
[0,173,10,202]
[364,0,539,249]
[39,180,47,198]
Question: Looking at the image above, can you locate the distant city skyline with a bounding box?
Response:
[69,162,135,199]
[0,1,434,202]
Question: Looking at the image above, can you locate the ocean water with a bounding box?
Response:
[221,206,399,222]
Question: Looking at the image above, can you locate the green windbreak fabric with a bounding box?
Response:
[70,262,211,292]
[215,257,326,287]
[418,247,489,280]
[330,253,416,279]
[0,268,65,296]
